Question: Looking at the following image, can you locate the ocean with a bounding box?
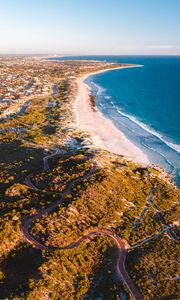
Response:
[50,56,180,185]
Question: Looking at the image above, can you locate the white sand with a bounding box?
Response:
[75,67,149,164]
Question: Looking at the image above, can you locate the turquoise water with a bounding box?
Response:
[50,56,180,185]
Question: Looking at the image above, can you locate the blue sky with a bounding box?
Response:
[0,0,180,54]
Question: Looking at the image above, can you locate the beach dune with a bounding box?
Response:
[75,67,149,165]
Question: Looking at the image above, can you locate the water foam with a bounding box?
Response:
[90,80,180,155]
[112,105,180,154]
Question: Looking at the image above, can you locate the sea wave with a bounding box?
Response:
[91,81,180,155]
[91,82,106,95]
[108,101,180,154]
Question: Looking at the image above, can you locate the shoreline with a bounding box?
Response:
[75,66,150,165]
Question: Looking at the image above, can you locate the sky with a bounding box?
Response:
[0,0,180,55]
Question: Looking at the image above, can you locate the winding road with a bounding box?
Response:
[19,81,143,299]
[21,148,142,300]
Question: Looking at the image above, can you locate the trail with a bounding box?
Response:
[131,187,176,242]
[131,227,169,249]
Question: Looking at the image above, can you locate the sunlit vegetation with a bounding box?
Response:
[0,59,179,299]
[26,239,121,300]
[127,235,180,299]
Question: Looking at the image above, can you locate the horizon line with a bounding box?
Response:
[0,53,180,56]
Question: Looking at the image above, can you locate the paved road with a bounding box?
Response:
[42,148,61,171]
[21,149,142,299]
[65,229,142,300]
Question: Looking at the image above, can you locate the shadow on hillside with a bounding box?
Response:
[0,141,44,194]
[0,244,44,299]
[82,245,129,300]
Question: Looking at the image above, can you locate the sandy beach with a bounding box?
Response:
[75,66,149,164]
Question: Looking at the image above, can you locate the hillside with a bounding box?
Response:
[0,58,179,300]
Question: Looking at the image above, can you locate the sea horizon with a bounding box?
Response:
[1,1,180,298]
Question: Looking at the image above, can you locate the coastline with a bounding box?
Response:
[75,66,150,165]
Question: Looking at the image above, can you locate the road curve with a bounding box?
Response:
[22,221,142,300]
[63,229,142,300]
[21,161,97,250]
[21,150,142,300]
